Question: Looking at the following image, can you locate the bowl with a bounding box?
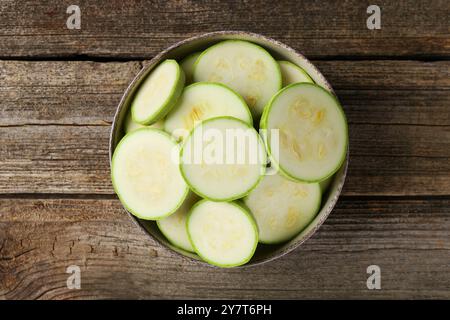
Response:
[109,31,348,267]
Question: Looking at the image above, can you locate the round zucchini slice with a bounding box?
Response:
[180,116,267,201]
[261,83,348,182]
[187,200,258,267]
[244,173,321,244]
[278,60,314,86]
[111,128,188,220]
[124,111,164,134]
[193,40,281,118]
[164,82,252,140]
[131,59,185,125]
[157,192,199,252]
[180,52,201,85]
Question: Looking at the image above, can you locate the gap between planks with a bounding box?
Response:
[0,55,449,63]
[0,193,450,201]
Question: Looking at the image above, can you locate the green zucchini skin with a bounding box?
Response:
[164,82,253,141]
[179,116,267,201]
[157,192,199,253]
[244,173,321,244]
[193,40,282,118]
[186,199,259,267]
[278,60,314,86]
[180,52,202,85]
[124,111,165,134]
[131,59,185,125]
[111,128,189,220]
[260,83,348,183]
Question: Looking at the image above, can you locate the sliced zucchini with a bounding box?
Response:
[164,82,252,140]
[180,52,201,85]
[131,59,185,125]
[244,173,321,244]
[261,83,348,182]
[187,200,258,267]
[157,192,199,252]
[180,116,267,201]
[111,128,188,220]
[319,176,333,193]
[278,60,314,86]
[124,111,164,134]
[193,40,281,118]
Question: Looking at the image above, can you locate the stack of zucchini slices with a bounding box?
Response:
[112,40,348,267]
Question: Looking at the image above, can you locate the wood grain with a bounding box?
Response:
[0,60,449,195]
[1,60,448,126]
[0,60,141,126]
[0,0,448,301]
[316,60,450,90]
[0,0,448,59]
[1,197,449,299]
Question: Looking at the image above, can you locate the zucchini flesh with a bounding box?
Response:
[164,82,252,140]
[157,192,199,252]
[187,200,258,267]
[193,40,281,118]
[244,173,321,244]
[124,111,164,134]
[180,116,266,201]
[278,60,314,86]
[261,83,348,182]
[131,59,184,125]
[180,52,201,85]
[112,128,188,220]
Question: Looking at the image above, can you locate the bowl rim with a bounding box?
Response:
[109,30,349,268]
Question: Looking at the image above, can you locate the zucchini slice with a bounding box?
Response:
[180,116,267,201]
[193,40,281,118]
[187,200,258,267]
[278,60,314,86]
[164,82,252,140]
[124,111,164,134]
[131,59,185,125]
[244,173,321,244]
[157,192,199,252]
[112,128,188,220]
[180,52,201,85]
[319,176,333,193]
[261,83,348,182]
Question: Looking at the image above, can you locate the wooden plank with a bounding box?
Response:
[339,90,450,127]
[316,60,450,91]
[0,61,141,126]
[0,0,448,59]
[0,60,449,195]
[0,125,111,194]
[1,60,448,126]
[1,197,449,299]
[1,121,449,196]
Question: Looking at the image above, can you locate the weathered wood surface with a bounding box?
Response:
[0,0,449,300]
[0,0,448,59]
[0,60,449,196]
[1,197,449,299]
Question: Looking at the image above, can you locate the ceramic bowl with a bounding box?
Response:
[110,31,348,267]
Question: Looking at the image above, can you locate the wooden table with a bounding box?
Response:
[0,0,449,299]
